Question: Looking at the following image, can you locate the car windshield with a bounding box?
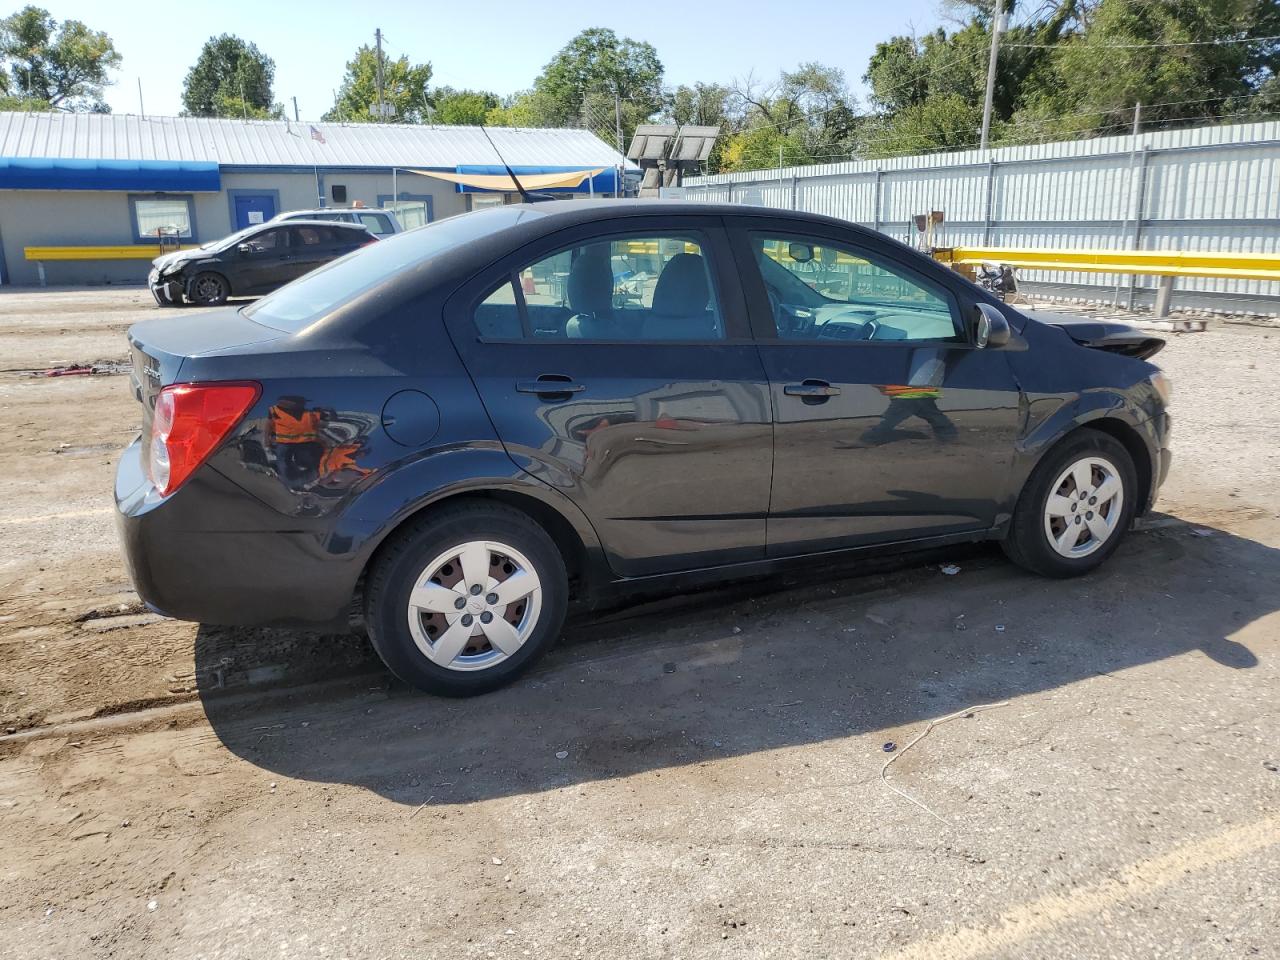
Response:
[244,207,544,333]
[201,225,265,251]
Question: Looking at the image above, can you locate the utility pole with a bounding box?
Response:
[137,78,145,119]
[614,85,623,153]
[1132,101,1142,136]
[374,28,386,120]
[980,3,1005,151]
[292,96,300,122]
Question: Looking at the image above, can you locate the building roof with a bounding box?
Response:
[0,111,633,170]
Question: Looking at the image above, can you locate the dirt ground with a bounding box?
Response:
[1,286,1277,959]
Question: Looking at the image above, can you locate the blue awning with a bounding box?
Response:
[453,164,619,194]
[0,158,221,192]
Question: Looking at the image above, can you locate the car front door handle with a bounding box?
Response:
[784,379,841,402]
[516,376,586,397]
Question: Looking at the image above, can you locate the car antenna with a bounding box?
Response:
[480,124,553,203]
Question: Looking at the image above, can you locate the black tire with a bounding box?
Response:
[1002,428,1138,578]
[365,502,568,696]
[187,271,229,306]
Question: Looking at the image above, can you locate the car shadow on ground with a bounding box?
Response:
[195,516,1268,806]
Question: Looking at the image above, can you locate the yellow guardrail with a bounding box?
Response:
[24,245,196,261]
[934,246,1280,283]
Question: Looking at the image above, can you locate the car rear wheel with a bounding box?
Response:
[187,271,229,306]
[1002,428,1138,578]
[365,503,568,696]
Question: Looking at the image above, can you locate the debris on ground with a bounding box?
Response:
[879,700,1011,825]
[940,564,961,576]
[555,751,569,760]
[882,741,897,753]
[38,360,131,378]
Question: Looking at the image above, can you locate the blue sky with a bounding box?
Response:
[39,0,946,119]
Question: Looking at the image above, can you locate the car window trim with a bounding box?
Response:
[463,222,742,346]
[727,221,974,348]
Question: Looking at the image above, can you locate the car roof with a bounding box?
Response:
[277,209,392,217]
[270,219,370,231]
[489,197,882,237]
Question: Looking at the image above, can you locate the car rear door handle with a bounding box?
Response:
[516,376,585,397]
[784,379,841,402]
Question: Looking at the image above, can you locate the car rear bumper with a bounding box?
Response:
[115,439,360,629]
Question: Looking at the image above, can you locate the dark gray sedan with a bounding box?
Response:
[118,200,1171,695]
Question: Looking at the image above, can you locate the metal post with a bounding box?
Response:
[778,143,784,206]
[292,96,300,122]
[983,159,996,245]
[392,167,398,211]
[1154,275,1174,318]
[374,28,385,119]
[872,169,883,235]
[614,87,623,153]
[980,6,1005,151]
[791,174,798,211]
[137,78,145,119]
[1126,146,1151,311]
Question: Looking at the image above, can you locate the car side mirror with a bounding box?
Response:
[973,302,1011,349]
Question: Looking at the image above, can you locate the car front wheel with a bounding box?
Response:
[365,503,568,696]
[187,271,229,306]
[1003,428,1138,578]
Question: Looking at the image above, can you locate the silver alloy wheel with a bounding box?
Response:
[1043,455,1125,558]
[192,275,224,302]
[405,540,543,672]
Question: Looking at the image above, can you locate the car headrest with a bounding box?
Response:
[651,253,710,317]
[566,245,613,319]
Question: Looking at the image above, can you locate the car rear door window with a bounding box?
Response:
[471,234,724,342]
[752,234,963,343]
[358,212,395,236]
[474,279,524,339]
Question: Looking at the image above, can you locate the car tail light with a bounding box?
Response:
[148,382,260,496]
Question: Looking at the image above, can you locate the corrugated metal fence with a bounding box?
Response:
[684,120,1280,315]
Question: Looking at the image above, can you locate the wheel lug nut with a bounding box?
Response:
[460,614,473,626]
[454,597,466,610]
[1075,516,1082,524]
[470,584,482,595]
[1086,511,1094,519]
[486,593,499,604]
[1089,497,1097,505]
[480,611,493,624]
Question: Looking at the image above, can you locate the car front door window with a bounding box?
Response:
[754,235,963,343]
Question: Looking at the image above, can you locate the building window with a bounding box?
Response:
[377,193,434,230]
[130,195,195,242]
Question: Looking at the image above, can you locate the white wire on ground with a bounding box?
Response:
[880,700,1012,826]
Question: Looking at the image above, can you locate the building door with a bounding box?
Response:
[232,193,278,230]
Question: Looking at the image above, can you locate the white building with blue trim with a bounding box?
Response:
[0,112,633,285]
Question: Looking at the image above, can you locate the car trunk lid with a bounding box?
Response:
[127,308,285,466]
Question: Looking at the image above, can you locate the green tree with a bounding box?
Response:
[1046,0,1280,132]
[665,82,735,171]
[431,86,498,125]
[182,34,280,119]
[719,63,861,171]
[484,91,545,127]
[0,5,120,111]
[323,45,432,123]
[531,27,664,145]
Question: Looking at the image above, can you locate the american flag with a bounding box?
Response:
[309,125,325,145]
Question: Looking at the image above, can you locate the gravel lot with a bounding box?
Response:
[1,286,1277,959]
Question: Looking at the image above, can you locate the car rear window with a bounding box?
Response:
[244,207,543,333]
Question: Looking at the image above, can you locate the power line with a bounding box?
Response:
[1005,34,1280,49]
